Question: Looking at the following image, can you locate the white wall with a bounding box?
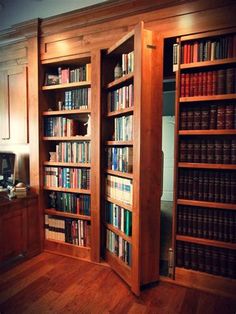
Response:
[161,116,175,201]
[0,0,106,30]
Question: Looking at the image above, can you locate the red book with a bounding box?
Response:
[202,72,207,95]
[185,73,190,97]
[183,44,188,64]
[198,72,203,96]
[193,42,198,62]
[187,44,191,63]
[207,71,213,95]
[212,71,217,95]
[180,73,185,97]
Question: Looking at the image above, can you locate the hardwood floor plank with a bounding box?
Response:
[0,252,236,314]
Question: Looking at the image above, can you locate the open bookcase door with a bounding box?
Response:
[101,21,163,296]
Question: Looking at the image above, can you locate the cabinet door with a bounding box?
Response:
[0,204,27,263]
[0,66,28,144]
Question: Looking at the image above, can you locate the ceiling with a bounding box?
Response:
[0,0,107,31]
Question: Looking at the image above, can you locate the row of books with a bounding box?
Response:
[114,115,133,141]
[44,64,91,86]
[179,138,236,164]
[178,169,236,204]
[44,117,83,137]
[107,147,133,173]
[180,34,236,64]
[106,229,132,266]
[51,141,91,164]
[177,206,235,242]
[180,68,236,97]
[106,175,132,205]
[61,88,91,110]
[107,84,133,112]
[176,241,236,279]
[121,51,134,77]
[49,191,91,216]
[106,201,132,236]
[45,214,91,247]
[179,104,236,130]
[44,167,90,189]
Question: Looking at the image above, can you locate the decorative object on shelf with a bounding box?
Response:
[114,63,122,79]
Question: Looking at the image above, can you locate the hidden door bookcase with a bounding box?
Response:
[101,22,163,295]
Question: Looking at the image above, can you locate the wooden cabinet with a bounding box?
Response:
[101,22,163,295]
[0,66,28,144]
[0,194,40,264]
[173,27,236,294]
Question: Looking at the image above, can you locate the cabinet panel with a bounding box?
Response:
[0,207,27,262]
[0,67,28,144]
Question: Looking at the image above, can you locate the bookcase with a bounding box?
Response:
[101,22,163,295]
[40,52,100,263]
[173,28,236,291]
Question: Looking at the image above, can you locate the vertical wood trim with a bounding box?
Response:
[90,50,101,262]
[24,66,29,144]
[0,71,10,140]
[132,21,144,296]
[172,37,181,279]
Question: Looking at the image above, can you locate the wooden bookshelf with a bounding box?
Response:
[40,53,100,263]
[101,22,162,295]
[173,28,236,292]
[45,208,91,221]
[42,81,91,90]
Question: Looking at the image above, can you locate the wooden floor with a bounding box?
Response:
[0,252,236,314]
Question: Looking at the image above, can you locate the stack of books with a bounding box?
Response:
[15,186,27,198]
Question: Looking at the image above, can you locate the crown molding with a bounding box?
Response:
[0,18,39,46]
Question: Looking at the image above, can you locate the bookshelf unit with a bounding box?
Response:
[173,28,236,293]
[40,52,100,263]
[101,22,163,295]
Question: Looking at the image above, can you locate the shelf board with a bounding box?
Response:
[42,81,91,90]
[43,136,91,141]
[179,130,236,136]
[107,107,134,117]
[105,250,131,286]
[175,267,236,299]
[42,109,90,116]
[180,57,236,69]
[106,169,133,179]
[44,186,91,194]
[106,72,134,89]
[178,162,236,170]
[177,199,236,210]
[106,140,133,146]
[106,196,132,212]
[43,161,91,168]
[107,29,134,55]
[44,239,91,260]
[180,94,236,102]
[176,235,236,250]
[105,223,132,243]
[45,208,91,220]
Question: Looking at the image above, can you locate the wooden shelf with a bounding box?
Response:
[105,223,132,243]
[177,199,236,210]
[43,136,91,141]
[176,235,236,250]
[106,140,133,146]
[45,208,91,220]
[180,57,236,69]
[180,94,236,102]
[179,130,236,136]
[105,196,132,212]
[175,267,236,299]
[107,29,134,55]
[42,81,91,90]
[44,239,91,260]
[43,161,91,168]
[42,109,90,116]
[44,186,91,194]
[106,72,134,89]
[107,107,134,117]
[106,169,133,179]
[178,162,236,170]
[105,250,131,286]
